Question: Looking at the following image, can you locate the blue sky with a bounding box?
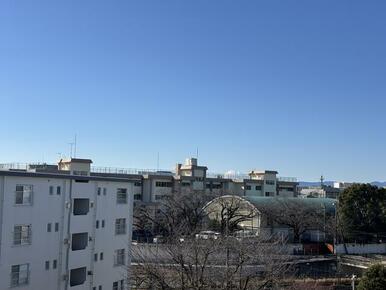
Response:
[1,0,386,182]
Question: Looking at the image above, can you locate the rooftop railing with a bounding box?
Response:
[0,163,297,182]
[91,166,174,176]
[277,177,298,182]
[0,163,51,170]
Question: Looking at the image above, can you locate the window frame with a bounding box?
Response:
[15,185,33,205]
[11,263,30,287]
[13,224,32,246]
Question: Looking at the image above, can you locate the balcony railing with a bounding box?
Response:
[13,227,32,245]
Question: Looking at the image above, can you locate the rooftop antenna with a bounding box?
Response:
[157,152,160,171]
[68,142,74,158]
[196,147,199,159]
[74,134,77,158]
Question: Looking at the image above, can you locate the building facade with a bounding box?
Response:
[136,158,298,203]
[0,159,134,290]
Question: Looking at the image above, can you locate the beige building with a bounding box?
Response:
[128,158,298,204]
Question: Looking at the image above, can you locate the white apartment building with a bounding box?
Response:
[0,159,134,290]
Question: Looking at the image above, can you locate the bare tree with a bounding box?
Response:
[134,191,214,239]
[131,195,294,289]
[204,195,259,235]
[258,199,326,243]
[131,235,292,290]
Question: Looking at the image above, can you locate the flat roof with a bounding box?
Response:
[0,169,138,182]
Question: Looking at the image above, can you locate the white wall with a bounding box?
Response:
[0,174,133,290]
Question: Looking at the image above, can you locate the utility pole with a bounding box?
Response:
[225,206,230,289]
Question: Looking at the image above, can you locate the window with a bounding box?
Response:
[47,223,52,232]
[96,220,99,229]
[134,194,141,200]
[100,252,103,260]
[71,233,88,251]
[11,263,29,287]
[103,188,107,195]
[155,181,172,187]
[99,286,102,290]
[75,179,89,183]
[113,280,125,290]
[134,181,142,187]
[56,186,61,195]
[55,222,59,232]
[265,192,273,197]
[265,180,275,185]
[73,198,90,215]
[245,185,251,190]
[115,218,126,235]
[45,261,50,270]
[97,187,101,196]
[49,186,54,195]
[280,187,294,192]
[206,183,211,189]
[195,177,203,182]
[93,287,96,290]
[53,260,57,269]
[255,185,262,190]
[101,220,105,228]
[94,253,98,261]
[116,188,128,204]
[212,183,222,189]
[114,249,125,266]
[182,181,191,187]
[70,267,86,287]
[15,185,33,205]
[13,225,31,245]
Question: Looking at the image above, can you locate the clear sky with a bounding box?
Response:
[1,0,386,182]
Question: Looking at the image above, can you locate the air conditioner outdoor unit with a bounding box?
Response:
[87,271,93,276]
[64,238,69,245]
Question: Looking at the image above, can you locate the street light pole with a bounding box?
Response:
[351,274,357,290]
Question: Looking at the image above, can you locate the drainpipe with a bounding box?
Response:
[64,179,73,290]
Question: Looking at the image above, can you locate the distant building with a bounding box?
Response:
[333,182,353,190]
[0,159,133,290]
[299,185,341,199]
